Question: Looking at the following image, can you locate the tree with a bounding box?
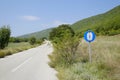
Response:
[49,24,79,67]
[0,26,11,49]
[29,37,36,45]
[49,24,75,44]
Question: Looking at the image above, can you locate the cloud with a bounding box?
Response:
[53,20,70,27]
[21,15,40,21]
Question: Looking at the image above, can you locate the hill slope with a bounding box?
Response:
[19,5,120,39]
[71,5,120,36]
[18,28,53,39]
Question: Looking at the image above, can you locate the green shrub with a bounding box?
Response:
[49,24,80,67]
[29,37,36,45]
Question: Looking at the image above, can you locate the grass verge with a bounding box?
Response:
[0,42,39,58]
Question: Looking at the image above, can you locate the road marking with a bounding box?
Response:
[11,57,32,72]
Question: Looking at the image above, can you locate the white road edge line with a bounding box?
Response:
[11,57,33,72]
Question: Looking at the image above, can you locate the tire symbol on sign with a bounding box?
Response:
[87,32,93,41]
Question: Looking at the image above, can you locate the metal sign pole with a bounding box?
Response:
[88,42,92,63]
[84,30,96,63]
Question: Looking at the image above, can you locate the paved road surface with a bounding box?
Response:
[0,43,58,80]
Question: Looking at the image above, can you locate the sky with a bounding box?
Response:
[0,0,120,37]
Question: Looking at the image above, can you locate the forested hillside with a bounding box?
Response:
[71,5,120,36]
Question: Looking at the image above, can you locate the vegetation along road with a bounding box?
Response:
[0,43,57,80]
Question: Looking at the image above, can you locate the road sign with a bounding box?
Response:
[83,30,96,63]
[84,30,96,42]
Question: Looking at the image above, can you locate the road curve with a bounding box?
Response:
[0,43,58,80]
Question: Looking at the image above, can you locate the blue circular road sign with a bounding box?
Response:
[84,30,96,42]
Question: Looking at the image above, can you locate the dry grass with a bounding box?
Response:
[0,42,38,58]
[54,34,120,80]
[78,35,120,80]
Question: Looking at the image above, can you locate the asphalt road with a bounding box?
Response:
[0,43,58,80]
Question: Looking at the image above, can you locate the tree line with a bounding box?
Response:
[0,25,45,49]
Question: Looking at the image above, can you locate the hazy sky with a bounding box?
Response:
[0,0,120,36]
